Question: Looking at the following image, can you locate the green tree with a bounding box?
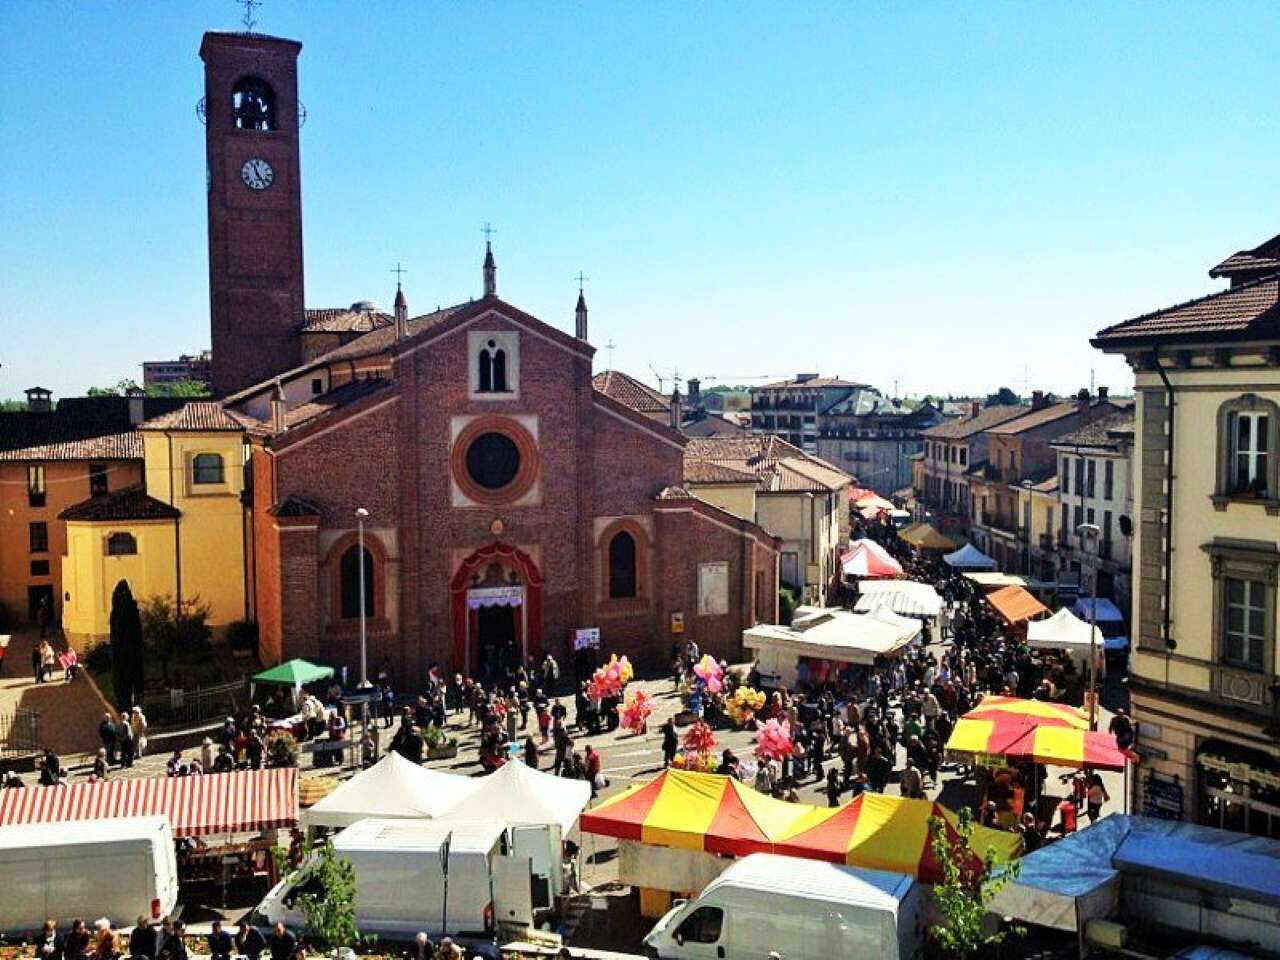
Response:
[282,837,360,951]
[138,594,213,684]
[108,579,146,708]
[983,387,1019,407]
[926,809,1022,959]
[87,378,210,398]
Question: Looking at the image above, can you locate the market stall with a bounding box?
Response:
[252,658,335,710]
[898,522,959,552]
[945,696,1129,772]
[853,579,944,618]
[943,542,998,571]
[303,751,477,828]
[840,539,904,579]
[743,607,920,688]
[985,584,1050,626]
[1027,608,1103,654]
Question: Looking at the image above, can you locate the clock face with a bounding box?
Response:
[240,157,274,191]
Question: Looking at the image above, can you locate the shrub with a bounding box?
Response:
[139,594,213,683]
[778,585,799,625]
[266,730,299,768]
[226,619,259,654]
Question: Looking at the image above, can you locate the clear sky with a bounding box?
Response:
[2,1,1276,401]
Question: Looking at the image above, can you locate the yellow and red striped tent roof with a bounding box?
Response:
[579,769,1020,881]
[946,696,1129,771]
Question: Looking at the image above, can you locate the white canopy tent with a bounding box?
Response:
[943,543,998,571]
[304,751,479,829]
[853,579,944,618]
[840,538,905,578]
[1027,607,1104,653]
[744,607,921,687]
[439,754,591,833]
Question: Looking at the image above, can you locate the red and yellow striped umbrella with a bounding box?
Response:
[946,696,1129,771]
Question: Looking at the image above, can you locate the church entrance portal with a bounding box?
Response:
[450,543,544,676]
[470,586,524,682]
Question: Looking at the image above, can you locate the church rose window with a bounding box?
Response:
[466,432,521,490]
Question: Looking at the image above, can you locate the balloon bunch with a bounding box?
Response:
[682,720,717,755]
[725,686,766,727]
[671,751,717,773]
[754,718,793,762]
[618,689,654,735]
[588,654,634,700]
[693,655,724,695]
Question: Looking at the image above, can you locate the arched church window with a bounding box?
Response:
[492,349,508,392]
[478,348,493,393]
[608,531,638,599]
[232,76,276,131]
[477,340,509,394]
[339,545,375,619]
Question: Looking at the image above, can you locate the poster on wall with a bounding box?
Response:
[574,627,601,651]
[697,561,730,616]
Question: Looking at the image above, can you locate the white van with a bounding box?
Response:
[259,819,534,948]
[643,853,924,960]
[0,815,179,935]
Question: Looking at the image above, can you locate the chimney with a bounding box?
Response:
[483,242,496,299]
[1097,385,1109,401]
[688,378,702,409]
[1031,390,1048,411]
[126,386,146,425]
[669,388,681,430]
[1076,388,1090,413]
[969,401,980,417]
[24,387,52,413]
[575,289,588,342]
[271,383,287,435]
[394,284,409,342]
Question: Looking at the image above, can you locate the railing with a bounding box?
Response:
[0,708,41,756]
[143,677,248,727]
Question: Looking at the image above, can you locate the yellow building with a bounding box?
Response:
[1013,475,1059,582]
[60,403,249,647]
[1094,235,1280,836]
[683,436,851,607]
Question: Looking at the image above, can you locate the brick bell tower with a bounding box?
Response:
[200,31,305,397]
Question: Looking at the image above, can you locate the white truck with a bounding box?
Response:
[259,819,535,951]
[643,853,925,960]
[0,815,180,935]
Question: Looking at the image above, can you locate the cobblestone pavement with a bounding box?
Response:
[0,629,114,759]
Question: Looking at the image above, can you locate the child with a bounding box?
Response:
[537,701,552,743]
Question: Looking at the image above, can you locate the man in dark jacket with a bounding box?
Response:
[234,922,266,960]
[98,713,118,765]
[129,918,158,960]
[206,921,233,960]
[267,923,296,960]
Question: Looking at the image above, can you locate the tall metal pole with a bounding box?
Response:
[356,507,370,766]
[1077,522,1101,731]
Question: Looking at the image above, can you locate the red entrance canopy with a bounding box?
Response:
[0,768,298,838]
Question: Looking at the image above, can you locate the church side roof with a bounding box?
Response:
[299,305,394,334]
[59,485,180,522]
[592,370,669,415]
[140,401,247,432]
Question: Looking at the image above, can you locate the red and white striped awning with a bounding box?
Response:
[0,768,298,838]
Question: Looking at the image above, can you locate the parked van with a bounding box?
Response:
[259,819,534,950]
[643,853,924,960]
[0,815,179,935]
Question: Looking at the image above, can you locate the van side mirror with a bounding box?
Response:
[675,934,684,946]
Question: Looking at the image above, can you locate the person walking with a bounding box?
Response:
[1086,773,1110,823]
[825,767,842,807]
[552,720,571,776]
[131,706,149,757]
[661,718,678,769]
[98,713,118,765]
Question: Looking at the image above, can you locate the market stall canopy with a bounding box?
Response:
[854,492,896,512]
[0,768,297,837]
[840,539,904,579]
[253,659,335,688]
[944,543,998,571]
[744,608,921,675]
[898,522,959,552]
[439,754,591,832]
[580,769,1019,882]
[1027,608,1104,653]
[1073,597,1125,624]
[992,815,1280,933]
[304,751,478,829]
[946,696,1128,771]
[986,585,1050,625]
[963,572,1026,589]
[854,579,943,618]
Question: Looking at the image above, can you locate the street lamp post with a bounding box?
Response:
[355,507,370,765]
[1076,522,1102,731]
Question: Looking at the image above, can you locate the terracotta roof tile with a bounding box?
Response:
[921,404,1029,440]
[987,401,1100,435]
[0,431,141,462]
[683,434,852,494]
[59,485,180,522]
[1209,232,1280,280]
[299,305,394,334]
[592,370,669,414]
[140,402,246,432]
[1092,274,1280,345]
[683,460,756,484]
[1050,408,1135,448]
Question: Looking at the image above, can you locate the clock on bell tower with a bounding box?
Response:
[200,31,306,397]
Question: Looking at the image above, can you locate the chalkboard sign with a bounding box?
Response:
[1142,773,1183,820]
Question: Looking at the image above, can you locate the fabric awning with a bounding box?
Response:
[854,580,943,617]
[944,543,998,571]
[304,751,478,828]
[986,585,1050,624]
[0,768,298,837]
[964,572,1027,589]
[945,696,1128,771]
[744,608,920,668]
[1073,597,1125,624]
[253,658,335,687]
[899,523,959,551]
[440,754,591,833]
[840,539,904,578]
[1027,608,1103,652]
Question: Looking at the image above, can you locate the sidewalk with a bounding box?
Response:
[0,629,114,758]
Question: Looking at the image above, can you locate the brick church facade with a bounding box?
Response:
[200,30,779,682]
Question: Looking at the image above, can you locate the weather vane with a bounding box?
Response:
[239,0,261,34]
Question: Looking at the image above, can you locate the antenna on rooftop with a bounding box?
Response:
[649,365,665,393]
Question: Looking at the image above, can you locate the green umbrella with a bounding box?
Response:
[253,658,335,687]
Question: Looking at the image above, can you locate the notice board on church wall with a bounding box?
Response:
[697,562,729,616]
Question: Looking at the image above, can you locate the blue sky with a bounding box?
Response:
[1,1,1276,400]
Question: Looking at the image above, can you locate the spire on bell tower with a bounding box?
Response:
[482,223,497,298]
[574,271,588,342]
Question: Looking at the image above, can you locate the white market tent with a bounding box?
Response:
[744,607,921,687]
[943,543,998,571]
[853,579,944,618]
[1027,607,1104,654]
[304,751,479,829]
[841,538,905,579]
[440,754,591,833]
[964,571,1027,589]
